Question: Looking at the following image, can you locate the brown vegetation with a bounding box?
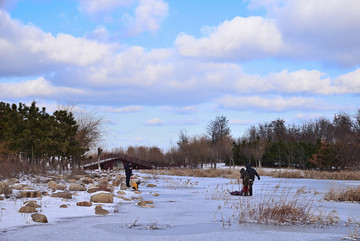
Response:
[234,187,339,226]
[324,185,360,202]
[142,168,239,179]
[261,169,360,181]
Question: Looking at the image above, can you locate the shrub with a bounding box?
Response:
[233,185,339,226]
[324,185,360,202]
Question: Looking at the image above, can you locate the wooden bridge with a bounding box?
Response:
[83,153,166,170]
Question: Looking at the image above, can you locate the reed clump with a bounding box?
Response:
[233,185,339,226]
[324,185,360,202]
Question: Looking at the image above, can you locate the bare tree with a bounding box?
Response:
[206,115,231,169]
[177,129,190,167]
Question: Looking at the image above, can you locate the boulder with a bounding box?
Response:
[47,181,58,190]
[60,204,68,208]
[51,192,72,199]
[95,205,109,215]
[18,191,42,198]
[25,202,41,208]
[137,200,153,206]
[76,201,92,207]
[112,179,121,187]
[120,197,132,201]
[142,205,155,208]
[41,191,50,196]
[98,179,109,185]
[19,206,37,213]
[146,184,157,188]
[57,184,66,190]
[48,181,66,191]
[87,187,100,193]
[69,184,86,191]
[90,192,113,203]
[12,184,28,190]
[0,182,12,195]
[120,183,127,190]
[117,190,126,195]
[131,196,143,200]
[31,213,48,223]
[153,193,160,197]
[80,177,93,184]
[5,178,19,186]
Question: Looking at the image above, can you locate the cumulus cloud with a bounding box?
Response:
[175,16,283,60]
[230,119,252,125]
[332,68,360,94]
[128,0,168,35]
[0,10,111,76]
[106,105,143,113]
[217,95,319,112]
[78,0,168,35]
[265,68,360,95]
[0,77,84,99]
[145,118,165,126]
[176,0,360,66]
[161,106,200,114]
[78,0,134,15]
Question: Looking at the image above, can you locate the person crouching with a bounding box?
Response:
[240,168,250,196]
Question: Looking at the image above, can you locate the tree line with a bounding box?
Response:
[110,111,359,170]
[233,111,360,169]
[1,100,359,171]
[0,101,102,172]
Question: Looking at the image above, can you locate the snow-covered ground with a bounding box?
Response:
[1,170,360,241]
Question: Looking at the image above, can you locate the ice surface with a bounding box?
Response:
[0,170,359,241]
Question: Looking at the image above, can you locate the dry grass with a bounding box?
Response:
[260,169,360,181]
[347,222,360,240]
[233,185,339,226]
[0,157,48,180]
[142,168,239,179]
[324,184,360,202]
[163,177,199,189]
[142,167,360,181]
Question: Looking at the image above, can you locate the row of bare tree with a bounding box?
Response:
[104,111,360,170]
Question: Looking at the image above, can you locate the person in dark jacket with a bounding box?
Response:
[124,162,133,187]
[245,163,260,196]
[240,168,250,196]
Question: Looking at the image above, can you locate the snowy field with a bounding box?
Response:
[1,170,360,241]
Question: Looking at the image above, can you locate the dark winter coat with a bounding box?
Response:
[245,163,260,181]
[240,168,250,186]
[125,162,133,176]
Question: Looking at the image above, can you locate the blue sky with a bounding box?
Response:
[0,0,359,151]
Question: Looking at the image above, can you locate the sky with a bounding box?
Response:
[0,0,359,151]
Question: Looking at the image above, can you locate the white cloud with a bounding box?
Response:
[230,119,252,125]
[265,68,360,95]
[78,0,168,35]
[78,0,134,15]
[266,69,331,94]
[107,105,143,113]
[0,10,111,76]
[128,0,168,35]
[0,77,84,98]
[333,68,360,94]
[217,95,319,112]
[249,0,360,66]
[161,106,200,114]
[175,16,283,60]
[145,118,165,126]
[176,0,360,66]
